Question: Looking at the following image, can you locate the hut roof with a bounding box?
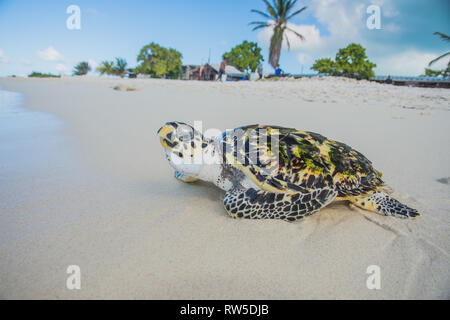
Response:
[209,64,245,75]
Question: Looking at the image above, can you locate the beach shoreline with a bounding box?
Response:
[0,76,449,299]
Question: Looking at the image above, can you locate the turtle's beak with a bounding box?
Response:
[157,125,177,151]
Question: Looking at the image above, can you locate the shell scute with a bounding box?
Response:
[221,125,383,195]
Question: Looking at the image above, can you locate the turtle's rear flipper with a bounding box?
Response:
[175,171,199,183]
[349,191,420,219]
[223,188,336,221]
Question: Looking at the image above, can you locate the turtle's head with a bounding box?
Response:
[157,121,209,175]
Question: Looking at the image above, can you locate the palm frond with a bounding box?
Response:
[286,27,305,40]
[289,0,299,11]
[250,9,272,20]
[429,51,450,66]
[286,0,299,17]
[284,0,298,17]
[263,0,278,19]
[284,33,291,50]
[286,6,307,20]
[278,0,288,18]
[251,23,272,31]
[433,32,450,42]
[276,0,284,13]
[249,21,271,26]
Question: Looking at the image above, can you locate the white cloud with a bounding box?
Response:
[0,49,9,63]
[297,53,316,66]
[256,0,439,76]
[311,0,366,39]
[256,0,367,69]
[374,50,449,76]
[308,0,400,37]
[37,46,64,62]
[56,63,69,74]
[257,20,324,70]
[257,21,323,51]
[370,0,399,18]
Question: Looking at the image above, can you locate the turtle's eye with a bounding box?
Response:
[176,126,194,142]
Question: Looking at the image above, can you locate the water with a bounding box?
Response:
[0,89,70,178]
[0,88,83,243]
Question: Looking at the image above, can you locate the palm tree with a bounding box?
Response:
[97,60,114,76]
[112,58,128,78]
[429,32,450,77]
[250,0,307,69]
[73,61,91,76]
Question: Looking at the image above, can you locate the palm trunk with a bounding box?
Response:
[269,26,283,69]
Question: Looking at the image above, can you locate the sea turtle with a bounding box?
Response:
[158,122,420,221]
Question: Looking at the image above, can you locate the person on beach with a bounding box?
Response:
[199,65,205,80]
[385,75,392,84]
[275,64,284,77]
[257,63,263,79]
[217,58,227,81]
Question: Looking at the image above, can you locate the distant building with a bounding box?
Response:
[182,65,201,80]
[208,64,247,81]
[182,64,247,81]
[127,68,137,78]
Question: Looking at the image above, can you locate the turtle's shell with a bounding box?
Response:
[221,125,383,196]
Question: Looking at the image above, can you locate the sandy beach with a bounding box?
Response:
[0,76,449,299]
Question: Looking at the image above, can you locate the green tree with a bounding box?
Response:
[311,58,335,74]
[223,41,264,72]
[97,61,114,75]
[28,71,60,78]
[334,43,376,79]
[250,0,307,70]
[73,61,91,76]
[112,58,128,78]
[136,42,183,79]
[312,44,376,80]
[424,68,443,77]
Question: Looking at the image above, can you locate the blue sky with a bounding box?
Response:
[0,0,449,76]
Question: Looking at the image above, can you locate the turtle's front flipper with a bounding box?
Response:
[175,171,199,183]
[349,191,420,219]
[223,188,337,221]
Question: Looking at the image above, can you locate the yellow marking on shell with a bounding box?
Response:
[292,145,302,158]
[333,172,359,185]
[295,169,315,183]
[318,143,332,157]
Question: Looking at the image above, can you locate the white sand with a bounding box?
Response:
[0,76,449,299]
